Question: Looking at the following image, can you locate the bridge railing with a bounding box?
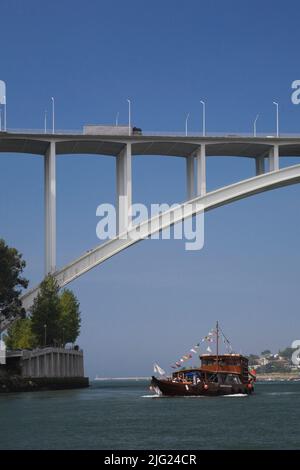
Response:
[2,128,84,135]
[2,128,300,138]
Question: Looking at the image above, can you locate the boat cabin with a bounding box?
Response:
[171,354,249,385]
[200,354,249,383]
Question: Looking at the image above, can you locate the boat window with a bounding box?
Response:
[224,374,241,385]
[202,358,216,366]
[217,374,225,384]
[207,373,218,383]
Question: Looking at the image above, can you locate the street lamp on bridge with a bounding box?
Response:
[200,100,206,136]
[273,101,279,137]
[51,97,55,134]
[44,324,47,347]
[253,114,259,137]
[44,109,47,134]
[185,112,190,136]
[127,99,131,136]
[0,80,7,131]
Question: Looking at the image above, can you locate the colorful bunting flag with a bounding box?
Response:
[169,323,235,373]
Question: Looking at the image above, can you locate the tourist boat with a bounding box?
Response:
[150,322,255,397]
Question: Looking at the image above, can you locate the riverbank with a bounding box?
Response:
[94,374,300,383]
[0,375,89,393]
[256,372,300,382]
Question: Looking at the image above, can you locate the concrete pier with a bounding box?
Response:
[0,347,89,392]
[21,347,85,378]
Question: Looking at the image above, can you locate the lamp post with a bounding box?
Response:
[3,96,6,132]
[0,81,6,131]
[273,101,279,137]
[44,324,47,347]
[185,113,190,136]
[254,114,259,137]
[127,99,131,135]
[51,97,55,134]
[44,110,47,134]
[200,100,206,136]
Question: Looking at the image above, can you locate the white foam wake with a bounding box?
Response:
[224,393,248,397]
[141,394,161,398]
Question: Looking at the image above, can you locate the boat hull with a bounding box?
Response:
[151,376,252,397]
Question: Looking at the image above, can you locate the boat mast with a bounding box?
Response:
[216,320,219,370]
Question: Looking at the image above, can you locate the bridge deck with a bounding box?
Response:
[1,132,300,157]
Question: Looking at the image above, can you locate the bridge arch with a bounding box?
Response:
[2,132,300,328]
[20,163,300,313]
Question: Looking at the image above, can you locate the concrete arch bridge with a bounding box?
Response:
[1,129,300,330]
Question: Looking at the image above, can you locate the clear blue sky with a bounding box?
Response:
[1,0,300,377]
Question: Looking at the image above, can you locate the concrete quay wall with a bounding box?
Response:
[21,347,85,378]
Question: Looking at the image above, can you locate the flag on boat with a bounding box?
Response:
[206,346,212,353]
[190,348,197,354]
[153,363,166,376]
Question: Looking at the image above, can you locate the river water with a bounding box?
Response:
[0,380,299,449]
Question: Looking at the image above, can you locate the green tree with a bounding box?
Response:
[30,275,61,346]
[279,347,295,359]
[261,349,271,356]
[0,239,28,320]
[59,289,81,345]
[264,362,289,373]
[248,354,260,366]
[4,317,36,349]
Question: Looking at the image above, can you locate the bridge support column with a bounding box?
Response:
[255,156,265,175]
[44,141,56,275]
[186,155,195,199]
[269,145,279,172]
[195,144,206,196]
[116,143,132,234]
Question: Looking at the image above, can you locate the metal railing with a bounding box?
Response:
[3,128,83,135]
[2,128,300,138]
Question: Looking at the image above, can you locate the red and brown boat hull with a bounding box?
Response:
[151,376,252,397]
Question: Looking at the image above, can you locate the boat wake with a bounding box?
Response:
[142,394,162,398]
[223,393,248,398]
[142,393,247,398]
[141,394,205,398]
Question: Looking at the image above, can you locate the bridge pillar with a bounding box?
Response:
[195,144,206,196]
[44,141,56,275]
[268,145,279,172]
[116,143,132,234]
[255,156,265,175]
[186,155,195,199]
